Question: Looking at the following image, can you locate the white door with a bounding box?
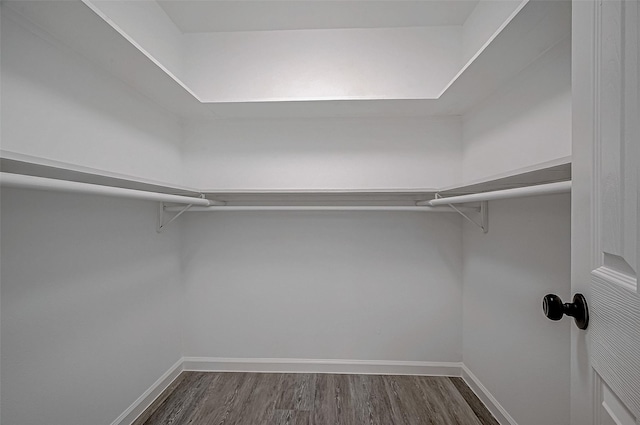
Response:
[572,1,639,425]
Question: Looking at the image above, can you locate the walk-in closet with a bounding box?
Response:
[1,1,638,425]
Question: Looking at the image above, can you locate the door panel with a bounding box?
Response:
[591,276,640,418]
[589,0,640,421]
[597,0,638,273]
[596,376,636,425]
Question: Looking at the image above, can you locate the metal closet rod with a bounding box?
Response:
[422,181,572,207]
[0,172,213,206]
[164,205,478,213]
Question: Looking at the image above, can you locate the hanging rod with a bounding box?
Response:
[0,172,214,206]
[421,181,572,207]
[164,205,479,213]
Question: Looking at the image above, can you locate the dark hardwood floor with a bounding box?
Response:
[135,372,500,425]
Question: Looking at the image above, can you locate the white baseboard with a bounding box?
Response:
[110,358,184,425]
[183,357,463,377]
[112,359,519,425]
[461,365,518,425]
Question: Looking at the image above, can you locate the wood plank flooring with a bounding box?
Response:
[136,372,499,425]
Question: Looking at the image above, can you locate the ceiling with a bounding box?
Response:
[157,1,479,33]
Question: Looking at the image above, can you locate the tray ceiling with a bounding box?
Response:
[157,0,479,33]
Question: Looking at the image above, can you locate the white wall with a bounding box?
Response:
[0,11,184,185]
[88,0,185,82]
[462,194,571,425]
[461,37,571,183]
[181,212,463,362]
[462,0,524,64]
[0,189,183,425]
[1,12,186,424]
[183,26,461,102]
[183,117,462,190]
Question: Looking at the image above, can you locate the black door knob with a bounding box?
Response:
[543,293,589,330]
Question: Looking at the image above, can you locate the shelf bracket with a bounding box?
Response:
[156,202,193,233]
[435,194,488,233]
[157,194,225,232]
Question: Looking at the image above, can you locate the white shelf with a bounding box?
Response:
[4,0,570,119]
[0,151,201,197]
[1,153,570,210]
[438,156,572,196]
[0,152,437,206]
